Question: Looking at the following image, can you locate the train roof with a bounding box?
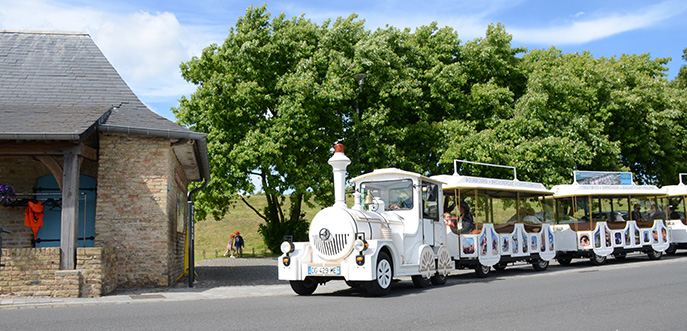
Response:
[432,174,553,196]
[350,168,445,185]
[551,183,665,198]
[664,183,687,197]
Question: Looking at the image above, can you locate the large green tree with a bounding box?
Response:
[174,6,367,250]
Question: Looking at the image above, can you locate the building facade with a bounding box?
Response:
[0,31,209,297]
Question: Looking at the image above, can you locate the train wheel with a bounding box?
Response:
[365,252,393,296]
[290,278,318,295]
[647,249,662,260]
[665,244,677,255]
[411,275,431,288]
[474,263,490,278]
[432,247,452,286]
[493,263,507,271]
[430,272,447,285]
[590,253,607,265]
[532,259,549,271]
[557,255,573,266]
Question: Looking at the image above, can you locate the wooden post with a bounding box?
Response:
[60,147,80,270]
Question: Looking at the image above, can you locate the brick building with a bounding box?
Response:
[0,31,210,297]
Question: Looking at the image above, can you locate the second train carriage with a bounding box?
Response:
[551,171,670,265]
[431,161,556,277]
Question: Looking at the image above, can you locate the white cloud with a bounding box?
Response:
[572,11,585,18]
[509,1,687,45]
[0,0,218,103]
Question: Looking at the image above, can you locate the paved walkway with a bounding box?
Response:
[0,257,317,309]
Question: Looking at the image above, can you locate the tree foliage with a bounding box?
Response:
[676,48,687,89]
[175,6,367,250]
[175,5,687,251]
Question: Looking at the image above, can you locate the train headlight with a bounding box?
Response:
[354,239,368,252]
[281,241,295,254]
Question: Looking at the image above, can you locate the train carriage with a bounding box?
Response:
[551,171,670,265]
[432,161,556,277]
[663,173,687,254]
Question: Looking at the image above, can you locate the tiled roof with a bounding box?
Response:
[0,31,209,183]
[0,31,198,141]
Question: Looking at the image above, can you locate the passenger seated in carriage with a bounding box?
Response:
[444,212,458,234]
[631,204,644,222]
[522,207,541,224]
[459,201,475,234]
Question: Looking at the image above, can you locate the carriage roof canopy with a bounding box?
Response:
[433,174,553,198]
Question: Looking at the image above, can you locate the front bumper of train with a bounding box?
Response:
[278,241,387,282]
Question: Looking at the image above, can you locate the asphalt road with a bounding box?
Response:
[2,253,686,331]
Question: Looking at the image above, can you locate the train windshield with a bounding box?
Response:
[360,179,414,211]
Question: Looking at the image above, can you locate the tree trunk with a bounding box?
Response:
[290,193,303,222]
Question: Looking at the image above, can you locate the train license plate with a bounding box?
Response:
[308,265,341,275]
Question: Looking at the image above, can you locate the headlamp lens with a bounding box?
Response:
[281,241,294,254]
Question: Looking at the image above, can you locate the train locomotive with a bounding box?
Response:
[278,144,453,296]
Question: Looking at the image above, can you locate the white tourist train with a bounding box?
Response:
[550,171,670,265]
[662,173,687,254]
[278,146,559,296]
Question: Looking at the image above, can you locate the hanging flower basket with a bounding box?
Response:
[0,184,15,206]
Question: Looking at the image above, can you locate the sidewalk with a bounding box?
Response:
[0,257,303,309]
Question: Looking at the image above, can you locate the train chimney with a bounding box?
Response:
[328,143,351,208]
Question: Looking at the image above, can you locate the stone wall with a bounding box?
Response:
[0,247,116,297]
[78,247,117,297]
[96,133,185,289]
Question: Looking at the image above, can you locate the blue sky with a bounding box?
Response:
[1,0,686,122]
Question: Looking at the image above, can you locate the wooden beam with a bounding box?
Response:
[35,156,64,190]
[0,142,97,161]
[79,144,97,161]
[60,147,80,270]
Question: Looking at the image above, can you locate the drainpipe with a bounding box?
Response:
[187,180,208,288]
[187,137,211,288]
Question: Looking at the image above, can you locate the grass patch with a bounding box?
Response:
[194,194,323,262]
